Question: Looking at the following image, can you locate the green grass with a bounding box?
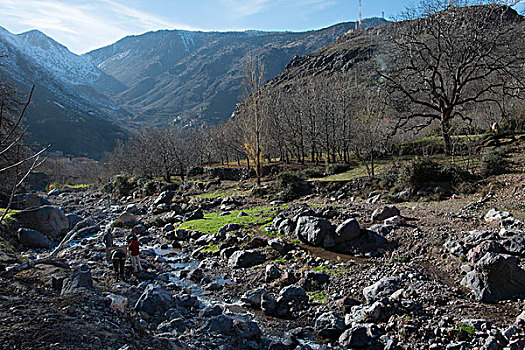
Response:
[195,187,246,199]
[177,205,284,234]
[307,290,329,304]
[311,159,392,182]
[64,184,91,189]
[0,208,21,221]
[455,324,476,336]
[312,265,352,275]
[201,243,220,254]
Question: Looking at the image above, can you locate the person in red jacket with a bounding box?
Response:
[128,234,142,272]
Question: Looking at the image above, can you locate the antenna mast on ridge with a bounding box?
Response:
[359,0,362,29]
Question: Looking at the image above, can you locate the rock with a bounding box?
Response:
[241,288,267,308]
[484,209,511,223]
[187,268,204,282]
[300,271,330,291]
[338,324,370,348]
[47,188,60,196]
[234,320,262,340]
[13,206,69,239]
[12,193,50,210]
[461,253,525,302]
[173,293,197,309]
[501,233,525,257]
[384,215,405,226]
[134,282,173,317]
[371,206,400,222]
[125,204,139,213]
[295,216,334,246]
[268,239,291,255]
[220,247,237,260]
[279,285,308,304]
[367,194,381,204]
[184,209,204,221]
[154,191,174,205]
[228,250,266,268]
[132,224,147,235]
[65,214,83,229]
[107,293,128,313]
[261,293,277,316]
[61,265,94,295]
[363,277,401,303]
[17,228,54,248]
[199,305,223,317]
[265,264,283,282]
[114,212,138,226]
[218,223,241,235]
[278,219,296,236]
[445,239,466,256]
[467,241,502,263]
[347,301,385,323]
[315,311,345,339]
[203,315,233,334]
[482,336,499,350]
[335,218,361,241]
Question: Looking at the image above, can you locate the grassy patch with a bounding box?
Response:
[195,187,246,199]
[0,208,21,221]
[201,243,220,254]
[65,184,91,189]
[177,205,284,234]
[312,159,392,182]
[455,323,476,336]
[312,265,352,275]
[307,290,329,304]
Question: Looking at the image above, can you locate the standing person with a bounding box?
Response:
[111,249,126,280]
[103,226,114,262]
[128,234,142,272]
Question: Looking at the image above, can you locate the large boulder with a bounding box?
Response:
[338,324,371,348]
[315,311,345,339]
[335,219,361,242]
[228,250,266,268]
[17,228,54,249]
[13,206,69,239]
[11,193,50,210]
[501,234,525,257]
[295,216,334,246]
[61,265,94,295]
[154,191,175,205]
[371,206,400,222]
[461,253,525,302]
[363,277,401,303]
[241,287,267,308]
[135,282,173,317]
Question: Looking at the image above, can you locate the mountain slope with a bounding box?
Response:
[86,19,387,126]
[0,26,129,158]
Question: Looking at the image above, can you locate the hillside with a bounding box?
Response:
[86,19,387,127]
[0,27,128,158]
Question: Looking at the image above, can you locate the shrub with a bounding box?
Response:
[326,163,352,175]
[480,149,508,176]
[142,180,159,196]
[276,171,309,201]
[400,158,471,190]
[301,168,324,179]
[110,174,137,197]
[47,182,62,191]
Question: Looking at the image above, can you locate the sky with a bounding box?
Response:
[0,0,523,54]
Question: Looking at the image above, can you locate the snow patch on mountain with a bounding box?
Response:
[178,31,195,53]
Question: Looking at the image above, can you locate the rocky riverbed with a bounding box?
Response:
[1,175,525,349]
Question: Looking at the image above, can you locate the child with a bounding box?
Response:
[128,234,142,272]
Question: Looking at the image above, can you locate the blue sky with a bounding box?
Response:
[0,0,523,54]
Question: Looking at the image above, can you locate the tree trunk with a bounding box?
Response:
[441,114,452,156]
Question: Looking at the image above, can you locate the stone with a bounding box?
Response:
[132,224,147,235]
[13,206,69,239]
[218,223,241,235]
[66,214,83,229]
[265,264,283,282]
[315,311,345,339]
[261,293,277,316]
[113,212,138,226]
[234,320,262,340]
[484,208,511,223]
[199,305,223,318]
[300,271,330,291]
[268,239,291,255]
[384,215,405,226]
[367,194,381,204]
[338,324,370,348]
[154,191,174,205]
[501,233,525,257]
[371,206,400,222]
[17,228,54,248]
[184,208,204,221]
[482,336,499,350]
[125,204,139,213]
[173,293,197,309]
[203,315,233,334]
[228,250,266,268]
[363,277,401,303]
[61,265,94,295]
[334,218,361,242]
[241,288,267,308]
[279,285,308,304]
[295,216,334,246]
[187,268,204,282]
[278,219,295,236]
[12,193,50,210]
[461,253,525,302]
[467,241,502,263]
[220,247,237,260]
[134,282,173,317]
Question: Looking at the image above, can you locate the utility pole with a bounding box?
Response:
[359,0,362,30]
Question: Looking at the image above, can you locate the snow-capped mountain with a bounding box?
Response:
[0,26,128,158]
[513,0,525,14]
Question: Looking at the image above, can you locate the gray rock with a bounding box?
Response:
[203,315,233,334]
[234,320,262,340]
[61,265,94,295]
[278,219,295,236]
[132,224,147,235]
[185,208,204,221]
[173,293,197,309]
[17,228,54,248]
[220,247,237,260]
[461,253,525,302]
[335,218,361,241]
[268,239,291,255]
[228,250,266,268]
[315,311,345,339]
[363,277,401,303]
[484,208,511,223]
[501,233,525,257]
[371,206,400,222]
[66,214,83,229]
[218,223,241,235]
[295,216,334,246]
[279,285,308,304]
[241,288,266,308]
[154,191,174,205]
[338,324,370,348]
[301,271,330,291]
[13,206,69,239]
[12,193,50,210]
[482,336,499,350]
[134,282,173,317]
[265,264,283,282]
[261,293,277,316]
[199,305,223,317]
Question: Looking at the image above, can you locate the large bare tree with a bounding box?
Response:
[381,2,525,154]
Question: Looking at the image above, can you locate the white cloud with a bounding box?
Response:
[0,0,197,54]
[218,0,272,17]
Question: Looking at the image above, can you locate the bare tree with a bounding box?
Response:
[381,3,525,154]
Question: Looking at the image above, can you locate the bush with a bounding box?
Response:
[326,163,352,175]
[47,182,62,191]
[301,168,324,179]
[109,174,137,197]
[400,158,471,190]
[142,180,159,196]
[276,171,310,201]
[187,166,204,177]
[481,149,508,176]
